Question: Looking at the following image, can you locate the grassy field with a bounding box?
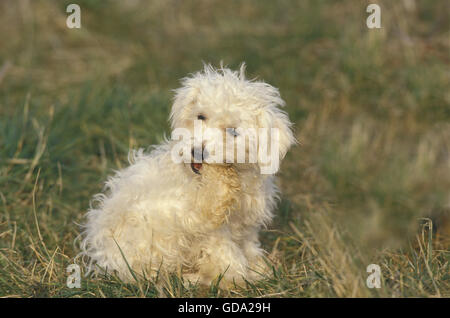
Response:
[0,0,449,297]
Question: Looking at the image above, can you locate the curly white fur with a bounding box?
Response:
[78,64,295,286]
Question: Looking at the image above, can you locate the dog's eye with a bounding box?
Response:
[227,128,239,137]
[197,114,206,120]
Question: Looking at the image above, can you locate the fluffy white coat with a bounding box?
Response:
[78,64,295,286]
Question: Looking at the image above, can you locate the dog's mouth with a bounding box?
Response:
[191,162,203,174]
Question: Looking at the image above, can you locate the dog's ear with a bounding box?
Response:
[248,79,295,161]
[267,106,295,160]
[260,104,297,164]
[256,104,295,174]
[247,80,295,174]
[170,84,198,129]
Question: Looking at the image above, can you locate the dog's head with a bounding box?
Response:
[170,64,295,175]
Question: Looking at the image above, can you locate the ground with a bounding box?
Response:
[0,0,449,297]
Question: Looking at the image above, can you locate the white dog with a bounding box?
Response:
[78,64,295,286]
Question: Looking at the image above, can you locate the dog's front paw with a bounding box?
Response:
[182,273,202,285]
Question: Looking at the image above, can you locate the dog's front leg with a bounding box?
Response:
[241,229,271,281]
[194,230,248,287]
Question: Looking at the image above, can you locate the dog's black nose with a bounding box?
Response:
[192,147,203,162]
[191,146,208,162]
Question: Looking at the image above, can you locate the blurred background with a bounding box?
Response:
[0,0,448,297]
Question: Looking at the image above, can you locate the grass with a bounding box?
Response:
[0,0,449,297]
